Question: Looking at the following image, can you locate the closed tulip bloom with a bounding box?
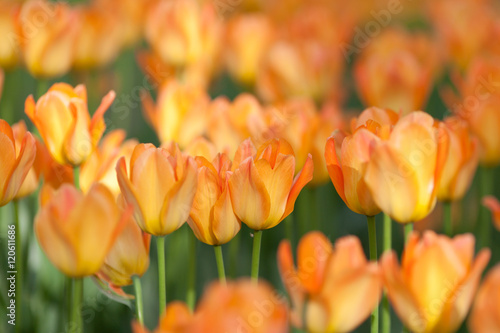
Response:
[437,117,479,201]
[0,119,36,206]
[482,196,500,231]
[381,231,490,333]
[0,1,20,68]
[35,184,127,277]
[25,83,115,166]
[278,232,382,332]
[228,138,313,230]
[80,130,137,197]
[141,80,210,148]
[17,0,79,78]
[468,264,500,333]
[364,111,448,223]
[188,154,240,245]
[116,143,198,236]
[98,206,151,287]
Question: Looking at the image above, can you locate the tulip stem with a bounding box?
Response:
[73,166,80,190]
[382,214,391,333]
[251,230,263,282]
[367,216,378,333]
[443,202,452,236]
[214,245,226,284]
[404,223,413,244]
[478,167,494,249]
[133,275,144,326]
[157,236,166,316]
[228,233,240,278]
[187,230,197,311]
[13,201,22,333]
[70,278,83,333]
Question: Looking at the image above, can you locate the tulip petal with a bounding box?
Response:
[282,154,314,221]
[90,90,115,146]
[232,138,256,171]
[228,157,271,230]
[0,123,16,203]
[296,232,332,295]
[158,301,192,331]
[381,251,426,332]
[211,185,241,245]
[326,236,368,283]
[483,196,500,231]
[325,135,347,204]
[468,264,500,333]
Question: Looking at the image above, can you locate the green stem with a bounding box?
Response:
[403,327,410,333]
[382,214,391,333]
[251,230,263,282]
[367,216,378,333]
[73,166,80,190]
[443,202,452,236]
[70,278,83,333]
[156,236,166,316]
[214,245,226,284]
[478,167,494,249]
[132,276,144,326]
[228,232,240,278]
[13,201,22,333]
[186,231,196,311]
[404,223,414,244]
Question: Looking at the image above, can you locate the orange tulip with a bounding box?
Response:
[437,117,479,201]
[17,0,79,78]
[25,83,115,166]
[482,196,500,231]
[80,130,137,197]
[224,13,274,85]
[278,231,382,332]
[98,205,151,287]
[228,138,313,230]
[132,301,192,333]
[73,5,123,69]
[381,231,490,333]
[116,143,198,236]
[0,0,20,68]
[189,279,289,333]
[141,80,210,148]
[0,119,36,206]
[468,264,500,333]
[183,137,218,162]
[364,111,449,223]
[188,154,240,245]
[35,183,128,277]
[354,29,439,114]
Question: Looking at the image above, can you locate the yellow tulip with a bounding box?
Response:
[278,231,382,332]
[188,154,240,245]
[381,231,490,333]
[364,111,449,223]
[25,83,115,166]
[228,138,313,230]
[35,183,127,277]
[116,143,198,236]
[437,117,479,201]
[0,119,36,206]
[0,1,20,68]
[17,0,79,78]
[468,264,500,333]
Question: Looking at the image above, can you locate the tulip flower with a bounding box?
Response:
[381,231,490,333]
[225,14,274,85]
[437,117,479,201]
[80,130,137,197]
[0,119,36,206]
[132,301,192,333]
[0,1,20,68]
[229,138,313,231]
[25,83,115,166]
[188,154,240,246]
[482,196,500,231]
[354,29,439,114]
[183,137,218,161]
[98,205,151,287]
[35,183,128,277]
[364,111,448,223]
[17,0,79,78]
[141,80,210,148]
[116,142,198,236]
[278,232,382,332]
[468,264,500,333]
